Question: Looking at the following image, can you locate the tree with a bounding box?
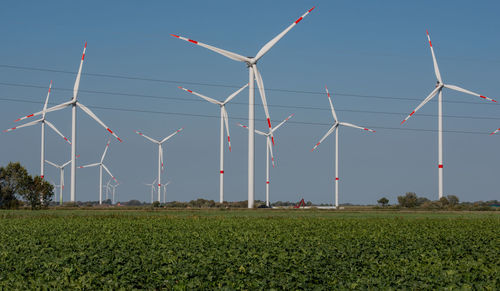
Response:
[127,199,142,206]
[397,192,418,208]
[0,162,30,209]
[377,197,389,207]
[439,196,449,208]
[21,176,54,210]
[447,195,459,206]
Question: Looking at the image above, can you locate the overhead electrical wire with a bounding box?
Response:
[0,97,495,136]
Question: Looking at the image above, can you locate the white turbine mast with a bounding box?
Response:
[179,84,248,203]
[171,6,315,208]
[4,81,71,179]
[312,86,375,208]
[136,128,183,202]
[78,139,117,205]
[13,43,122,202]
[45,155,79,205]
[238,113,294,207]
[401,31,497,199]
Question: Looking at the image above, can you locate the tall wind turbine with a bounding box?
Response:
[78,139,117,204]
[45,156,79,205]
[238,113,294,207]
[178,84,248,203]
[4,81,71,179]
[311,86,375,208]
[13,43,122,202]
[171,6,315,208]
[401,31,497,199]
[144,178,157,203]
[135,128,183,202]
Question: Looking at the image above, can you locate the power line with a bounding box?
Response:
[0,97,495,136]
[1,64,499,105]
[1,81,499,122]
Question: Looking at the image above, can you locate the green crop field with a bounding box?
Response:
[0,209,498,289]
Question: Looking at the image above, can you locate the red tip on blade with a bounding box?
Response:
[27,114,34,118]
[267,118,271,128]
[400,120,406,125]
[187,89,192,93]
[170,34,180,38]
[229,146,231,152]
[107,128,114,134]
[295,17,303,24]
[178,86,182,89]
[79,166,83,168]
[308,6,315,12]
[426,30,429,35]
[372,130,376,133]
[64,137,68,141]
[118,137,122,142]
[271,136,275,146]
[429,40,432,47]
[409,111,415,116]
[227,136,230,142]
[220,170,224,174]
[14,118,20,122]
[84,42,87,48]
[188,39,198,44]
[438,164,443,168]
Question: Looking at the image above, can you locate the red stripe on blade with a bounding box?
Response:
[220,170,224,174]
[188,39,198,44]
[295,17,303,24]
[336,178,339,180]
[266,181,270,184]
[170,34,179,38]
[27,114,34,118]
[267,118,271,128]
[438,165,443,168]
[107,128,114,134]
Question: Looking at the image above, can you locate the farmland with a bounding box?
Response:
[0,210,498,289]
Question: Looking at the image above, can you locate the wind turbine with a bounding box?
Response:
[238,113,294,207]
[109,182,119,204]
[171,6,315,208]
[144,178,157,203]
[311,86,375,208]
[45,155,79,205]
[78,139,117,205]
[13,43,122,202]
[136,128,183,202]
[161,181,171,204]
[178,84,248,203]
[401,31,497,199]
[4,81,71,179]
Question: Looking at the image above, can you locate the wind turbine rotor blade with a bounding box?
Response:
[100,139,111,162]
[222,107,232,151]
[42,81,53,119]
[161,127,184,143]
[311,123,338,152]
[490,128,500,136]
[254,6,315,62]
[178,86,221,105]
[401,86,441,125]
[78,162,100,169]
[223,83,249,105]
[13,100,70,123]
[267,137,275,168]
[160,145,164,172]
[340,122,376,133]
[444,84,497,103]
[325,86,338,122]
[135,130,159,144]
[170,34,251,63]
[426,30,442,83]
[252,65,274,145]
[255,129,267,136]
[73,42,87,101]
[272,113,294,133]
[3,119,41,132]
[102,164,117,182]
[45,120,71,144]
[77,102,122,142]
[45,160,60,168]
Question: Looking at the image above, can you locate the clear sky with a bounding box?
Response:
[1,0,499,205]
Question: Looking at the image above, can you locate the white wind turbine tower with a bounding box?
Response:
[144,178,157,203]
[171,6,315,208]
[4,81,71,179]
[13,43,122,202]
[109,182,119,204]
[136,128,183,202]
[178,84,248,203]
[311,86,375,208]
[161,181,171,204]
[45,156,79,205]
[78,139,117,204]
[238,113,294,207]
[401,31,497,199]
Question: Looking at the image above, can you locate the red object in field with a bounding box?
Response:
[294,198,306,208]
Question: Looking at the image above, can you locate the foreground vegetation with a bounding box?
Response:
[0,210,498,289]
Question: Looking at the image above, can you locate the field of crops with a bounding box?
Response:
[0,210,498,289]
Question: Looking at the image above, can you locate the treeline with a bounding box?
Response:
[0,162,54,210]
[377,192,499,211]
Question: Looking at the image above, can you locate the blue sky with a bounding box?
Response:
[1,0,499,204]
